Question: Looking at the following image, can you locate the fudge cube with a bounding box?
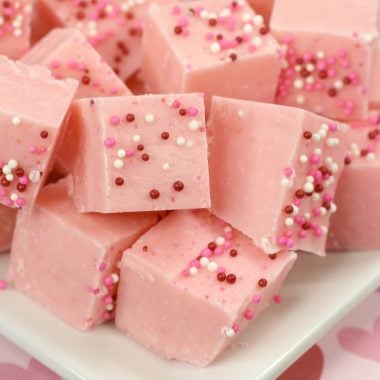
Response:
[0,56,78,209]
[34,0,146,81]
[271,0,380,120]
[328,123,380,250]
[369,43,380,109]
[208,97,349,255]
[115,210,297,366]
[71,94,210,213]
[0,204,16,252]
[22,28,132,99]
[9,179,159,330]
[0,0,33,59]
[141,0,283,109]
[247,0,274,24]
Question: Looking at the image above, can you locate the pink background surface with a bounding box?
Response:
[0,290,379,379]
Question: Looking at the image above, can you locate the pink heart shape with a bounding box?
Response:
[338,316,380,362]
[278,344,324,380]
[0,358,60,380]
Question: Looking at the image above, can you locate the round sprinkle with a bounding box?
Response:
[258,278,267,288]
[113,159,124,169]
[132,134,141,143]
[104,137,116,148]
[189,266,198,276]
[115,177,124,186]
[188,120,200,131]
[117,149,126,158]
[149,189,160,199]
[176,137,186,146]
[217,272,226,282]
[145,114,155,123]
[303,131,312,139]
[200,257,209,267]
[137,144,144,151]
[161,131,170,140]
[162,163,170,171]
[142,153,150,161]
[110,116,121,126]
[226,274,236,284]
[229,249,238,257]
[40,131,49,139]
[12,116,21,126]
[269,254,277,260]
[173,181,184,191]
[126,113,135,122]
[208,242,217,251]
[207,261,218,272]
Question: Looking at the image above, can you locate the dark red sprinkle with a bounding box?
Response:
[284,205,294,214]
[295,190,305,199]
[149,189,160,199]
[82,75,91,85]
[142,245,148,252]
[269,254,277,260]
[361,148,369,157]
[40,131,48,139]
[230,53,237,61]
[173,181,184,191]
[174,25,183,34]
[208,18,217,26]
[229,249,238,257]
[318,70,327,79]
[142,153,150,161]
[258,278,267,288]
[296,57,304,65]
[300,69,310,77]
[303,131,312,139]
[328,88,337,97]
[115,177,124,186]
[314,184,324,193]
[343,76,352,85]
[323,201,331,210]
[15,168,24,177]
[302,221,311,230]
[1,178,10,187]
[137,144,144,151]
[161,131,169,140]
[126,113,135,122]
[217,272,226,282]
[344,156,351,165]
[179,109,187,116]
[259,26,269,35]
[208,242,217,251]
[226,274,236,284]
[16,183,26,192]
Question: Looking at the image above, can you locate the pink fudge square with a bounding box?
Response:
[115,209,297,366]
[141,0,283,109]
[328,123,380,250]
[247,0,274,24]
[208,97,350,256]
[271,0,380,120]
[0,204,16,252]
[34,0,146,81]
[9,179,159,330]
[0,0,33,59]
[22,28,131,99]
[71,94,210,213]
[0,56,78,209]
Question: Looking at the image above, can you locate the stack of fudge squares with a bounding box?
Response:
[0,0,379,367]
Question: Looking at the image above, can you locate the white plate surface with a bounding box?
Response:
[1,251,380,380]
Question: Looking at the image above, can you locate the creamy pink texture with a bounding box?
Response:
[34,0,146,81]
[0,56,78,209]
[369,43,380,109]
[23,28,131,99]
[115,209,297,366]
[141,0,283,109]
[22,27,132,176]
[0,0,33,59]
[0,204,16,253]
[328,124,380,250]
[271,0,379,120]
[9,179,159,330]
[71,94,210,213]
[208,97,350,255]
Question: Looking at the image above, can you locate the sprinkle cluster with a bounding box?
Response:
[49,56,124,96]
[170,0,275,65]
[0,0,32,40]
[0,118,48,208]
[102,96,203,202]
[276,34,372,118]
[52,0,145,78]
[275,122,343,249]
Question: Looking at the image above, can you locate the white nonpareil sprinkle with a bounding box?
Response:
[176,137,186,146]
[188,120,200,131]
[28,169,41,183]
[207,261,218,272]
[285,217,294,227]
[162,163,170,171]
[215,236,225,246]
[145,114,155,123]
[210,42,221,53]
[12,116,21,126]
[117,149,126,158]
[111,273,119,283]
[189,267,198,276]
[113,159,124,169]
[132,134,141,143]
[299,155,308,163]
[303,182,314,193]
[200,257,209,267]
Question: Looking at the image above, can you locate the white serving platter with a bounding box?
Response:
[0,251,380,380]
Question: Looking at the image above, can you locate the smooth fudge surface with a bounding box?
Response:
[35,0,146,81]
[271,0,379,120]
[22,28,131,99]
[208,97,349,255]
[0,204,16,253]
[141,0,283,108]
[328,123,380,250]
[115,209,297,366]
[0,56,78,209]
[369,43,380,109]
[71,94,210,213]
[0,0,33,59]
[9,179,159,330]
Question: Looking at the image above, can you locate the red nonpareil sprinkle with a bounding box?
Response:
[217,272,226,282]
[226,274,236,284]
[258,278,267,288]
[173,181,184,191]
[229,249,238,257]
[149,189,160,199]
